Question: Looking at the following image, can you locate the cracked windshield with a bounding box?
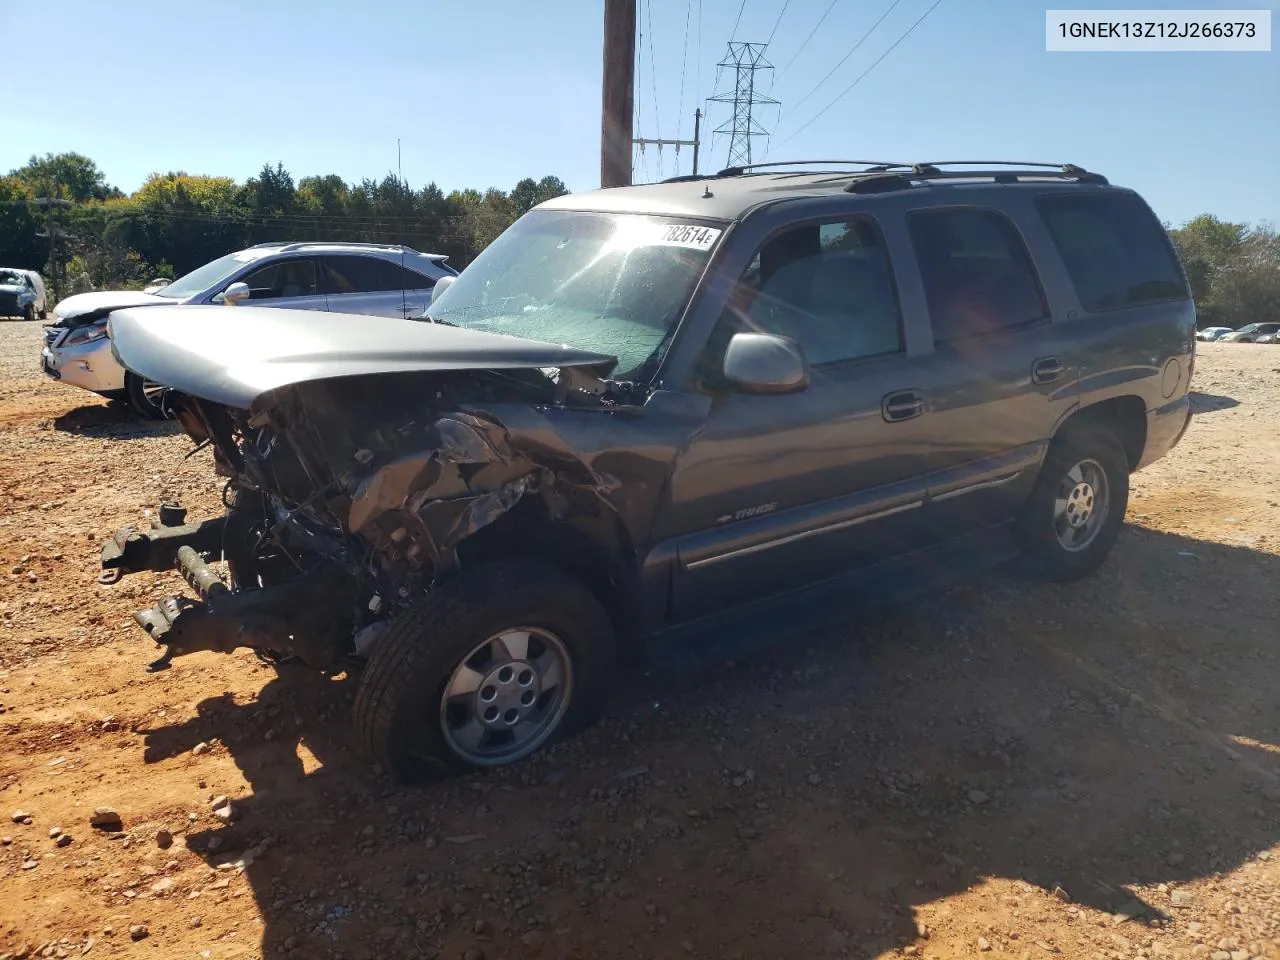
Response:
[428,211,721,376]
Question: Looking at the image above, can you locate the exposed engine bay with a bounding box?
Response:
[101,363,646,672]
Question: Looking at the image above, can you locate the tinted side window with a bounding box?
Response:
[909,208,1047,343]
[402,266,437,290]
[323,256,405,294]
[1037,192,1188,311]
[240,259,317,300]
[723,217,902,366]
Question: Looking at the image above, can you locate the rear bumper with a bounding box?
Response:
[1136,396,1192,470]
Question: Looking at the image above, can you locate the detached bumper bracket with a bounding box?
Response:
[100,508,227,577]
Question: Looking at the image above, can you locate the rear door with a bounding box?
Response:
[901,202,1078,535]
[321,255,432,318]
[234,257,327,311]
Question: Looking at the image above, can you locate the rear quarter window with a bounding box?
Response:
[1036,192,1188,312]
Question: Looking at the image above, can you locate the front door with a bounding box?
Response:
[234,257,327,312]
[658,216,938,622]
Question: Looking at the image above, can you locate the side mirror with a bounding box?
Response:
[217,282,251,305]
[430,275,456,304]
[722,332,809,395]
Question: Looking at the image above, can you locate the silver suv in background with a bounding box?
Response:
[41,241,456,417]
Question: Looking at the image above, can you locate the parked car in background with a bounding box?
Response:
[1195,326,1234,341]
[142,277,172,294]
[1256,331,1278,344]
[1218,322,1280,343]
[41,241,457,417]
[0,268,47,321]
[98,160,1195,778]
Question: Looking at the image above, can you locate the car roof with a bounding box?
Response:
[538,161,1121,221]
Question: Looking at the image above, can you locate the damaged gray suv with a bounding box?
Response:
[99,161,1195,779]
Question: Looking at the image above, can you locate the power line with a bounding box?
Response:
[645,0,662,176]
[766,0,791,46]
[729,0,749,42]
[775,0,903,126]
[777,0,839,77]
[696,0,703,104]
[775,0,946,148]
[677,0,692,147]
[634,5,645,181]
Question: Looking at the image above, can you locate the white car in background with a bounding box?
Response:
[41,241,456,417]
[1195,326,1233,342]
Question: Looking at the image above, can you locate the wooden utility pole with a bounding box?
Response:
[600,0,636,188]
[34,197,73,301]
[693,108,701,175]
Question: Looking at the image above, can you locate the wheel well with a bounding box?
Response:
[453,499,638,639]
[1060,396,1147,470]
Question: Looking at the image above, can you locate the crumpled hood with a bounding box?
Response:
[108,304,618,409]
[0,284,25,296]
[52,290,174,326]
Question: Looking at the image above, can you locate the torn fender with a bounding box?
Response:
[347,412,536,536]
[346,391,714,582]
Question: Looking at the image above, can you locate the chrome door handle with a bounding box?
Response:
[1032,357,1064,384]
[882,390,925,422]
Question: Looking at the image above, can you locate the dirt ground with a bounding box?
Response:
[2,320,1280,960]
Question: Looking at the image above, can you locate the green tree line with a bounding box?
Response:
[0,152,568,296]
[1166,215,1280,330]
[2,153,1277,328]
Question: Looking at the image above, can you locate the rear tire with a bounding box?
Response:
[354,559,616,782]
[1015,422,1130,581]
[125,371,167,419]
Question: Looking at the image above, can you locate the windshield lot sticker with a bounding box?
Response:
[654,224,721,250]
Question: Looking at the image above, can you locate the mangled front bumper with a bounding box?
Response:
[101,505,355,672]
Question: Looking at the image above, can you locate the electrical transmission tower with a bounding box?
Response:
[709,42,780,169]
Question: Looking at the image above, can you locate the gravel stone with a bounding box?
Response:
[89,808,122,831]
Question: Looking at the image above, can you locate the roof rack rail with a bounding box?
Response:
[671,159,1107,188]
[862,160,1095,173]
[270,240,422,254]
[845,162,1108,192]
[713,159,913,178]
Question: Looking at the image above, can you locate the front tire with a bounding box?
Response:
[22,304,35,323]
[354,560,616,782]
[1015,422,1130,581]
[125,371,168,419]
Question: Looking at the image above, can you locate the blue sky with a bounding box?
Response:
[2,0,1276,226]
